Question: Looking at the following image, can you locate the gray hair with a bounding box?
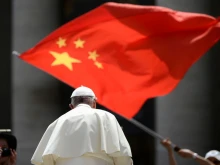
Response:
[71,96,96,107]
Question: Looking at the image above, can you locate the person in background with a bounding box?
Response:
[161,138,220,165]
[0,130,17,165]
[178,148,220,165]
[31,86,133,165]
[205,150,220,165]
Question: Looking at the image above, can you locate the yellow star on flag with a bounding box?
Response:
[50,51,81,70]
[74,38,85,48]
[88,50,99,61]
[94,61,103,69]
[56,37,66,48]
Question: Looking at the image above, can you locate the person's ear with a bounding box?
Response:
[93,101,96,109]
[69,104,74,109]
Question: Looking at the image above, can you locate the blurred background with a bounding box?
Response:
[0,0,220,164]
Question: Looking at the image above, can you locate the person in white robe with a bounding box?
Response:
[31,86,133,165]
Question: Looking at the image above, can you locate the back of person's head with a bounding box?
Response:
[70,86,97,109]
[205,150,220,165]
[0,129,17,151]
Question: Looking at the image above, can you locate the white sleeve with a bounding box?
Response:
[108,116,133,165]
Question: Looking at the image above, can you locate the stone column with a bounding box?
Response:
[0,1,12,129]
[12,0,61,164]
[155,0,220,165]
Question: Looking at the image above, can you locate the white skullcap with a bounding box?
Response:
[205,150,220,161]
[70,86,96,98]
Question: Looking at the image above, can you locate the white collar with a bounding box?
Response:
[75,104,92,109]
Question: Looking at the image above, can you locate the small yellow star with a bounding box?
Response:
[88,50,99,61]
[94,61,103,69]
[56,37,66,48]
[74,38,85,48]
[50,51,81,70]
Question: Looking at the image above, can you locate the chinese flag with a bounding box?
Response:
[18,2,220,118]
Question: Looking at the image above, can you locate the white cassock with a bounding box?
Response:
[31,104,133,165]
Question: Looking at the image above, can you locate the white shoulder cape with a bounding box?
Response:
[31,104,132,165]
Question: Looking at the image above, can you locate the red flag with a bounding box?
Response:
[18,2,220,118]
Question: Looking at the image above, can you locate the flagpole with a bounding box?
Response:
[130,118,164,140]
[12,51,20,56]
[119,114,181,151]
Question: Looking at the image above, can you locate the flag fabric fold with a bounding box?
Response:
[18,2,220,118]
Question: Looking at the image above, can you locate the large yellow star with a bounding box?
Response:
[74,38,85,48]
[56,37,66,48]
[94,61,103,69]
[50,51,81,70]
[88,50,99,61]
